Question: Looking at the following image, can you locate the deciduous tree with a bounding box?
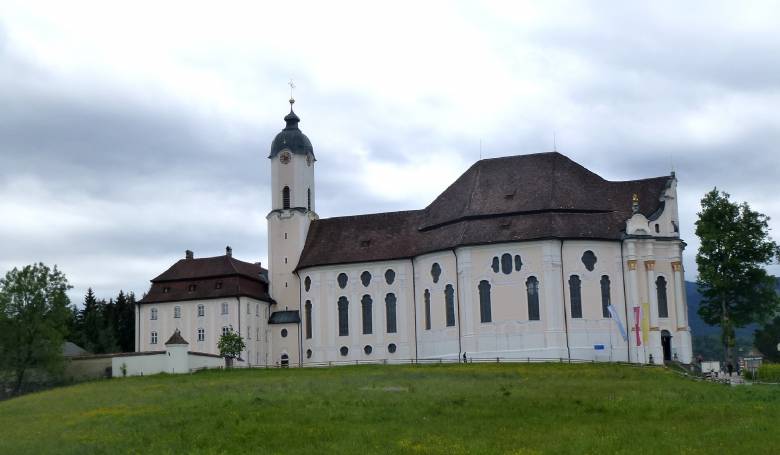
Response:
[695,189,780,365]
[0,263,71,395]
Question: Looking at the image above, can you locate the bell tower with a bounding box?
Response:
[267,97,317,313]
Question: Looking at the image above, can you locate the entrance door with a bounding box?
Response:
[661,330,672,362]
[280,354,289,368]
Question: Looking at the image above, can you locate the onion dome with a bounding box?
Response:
[269,98,315,159]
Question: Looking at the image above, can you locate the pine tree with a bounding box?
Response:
[695,188,780,365]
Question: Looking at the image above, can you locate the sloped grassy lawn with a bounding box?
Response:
[0,363,777,454]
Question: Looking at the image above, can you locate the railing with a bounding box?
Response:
[215,356,663,371]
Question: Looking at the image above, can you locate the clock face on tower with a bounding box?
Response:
[279,151,291,164]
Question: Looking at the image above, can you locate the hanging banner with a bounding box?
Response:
[641,302,650,345]
[608,304,628,342]
[633,306,641,346]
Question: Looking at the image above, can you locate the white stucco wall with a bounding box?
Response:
[137,297,271,365]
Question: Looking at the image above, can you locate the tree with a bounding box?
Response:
[695,188,780,366]
[754,315,780,362]
[114,291,136,352]
[0,263,72,396]
[217,329,245,367]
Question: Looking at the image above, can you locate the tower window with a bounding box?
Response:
[282,186,290,209]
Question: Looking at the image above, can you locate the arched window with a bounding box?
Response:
[338,297,349,336]
[569,275,582,318]
[361,295,373,334]
[307,188,311,211]
[656,276,669,318]
[304,276,311,292]
[385,293,397,333]
[444,284,455,327]
[385,269,395,285]
[424,289,431,330]
[478,280,492,323]
[282,186,290,209]
[600,275,611,318]
[281,353,289,367]
[491,257,499,273]
[526,276,540,321]
[305,300,312,339]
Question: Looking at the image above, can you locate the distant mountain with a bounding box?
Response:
[686,278,779,338]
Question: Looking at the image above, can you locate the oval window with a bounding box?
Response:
[337,273,348,289]
[364,345,373,355]
[304,276,311,292]
[340,346,349,357]
[281,328,288,338]
[388,343,397,353]
[361,271,372,287]
[385,269,396,285]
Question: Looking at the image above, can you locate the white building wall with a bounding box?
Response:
[137,297,270,365]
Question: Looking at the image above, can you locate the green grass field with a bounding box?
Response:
[0,363,777,454]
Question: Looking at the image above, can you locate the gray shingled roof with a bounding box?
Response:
[297,152,671,270]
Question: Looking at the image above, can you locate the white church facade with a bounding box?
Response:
[136,100,693,367]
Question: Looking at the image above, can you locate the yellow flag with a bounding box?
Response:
[641,302,650,345]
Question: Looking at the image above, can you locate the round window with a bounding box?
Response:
[340,346,349,357]
[281,328,288,338]
[364,345,373,355]
[306,349,312,359]
[388,343,397,353]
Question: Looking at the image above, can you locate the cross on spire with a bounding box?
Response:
[288,79,296,106]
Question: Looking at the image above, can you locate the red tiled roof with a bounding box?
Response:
[140,255,270,304]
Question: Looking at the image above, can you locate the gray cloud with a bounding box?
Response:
[1,3,779,305]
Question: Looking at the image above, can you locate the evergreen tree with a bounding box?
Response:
[115,291,136,352]
[0,263,71,395]
[695,189,780,365]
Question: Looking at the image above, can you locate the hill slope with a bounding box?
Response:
[1,364,778,454]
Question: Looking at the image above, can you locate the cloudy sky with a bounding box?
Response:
[1,1,779,304]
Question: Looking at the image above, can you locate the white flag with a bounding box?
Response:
[608,304,628,342]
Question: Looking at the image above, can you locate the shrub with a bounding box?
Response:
[745,363,780,382]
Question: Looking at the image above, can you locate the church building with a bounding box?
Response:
[136,99,693,367]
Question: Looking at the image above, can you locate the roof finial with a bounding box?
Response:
[632,193,640,214]
[288,79,296,108]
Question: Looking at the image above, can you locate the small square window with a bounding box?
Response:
[215,281,223,290]
[188,284,197,292]
[162,287,170,294]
